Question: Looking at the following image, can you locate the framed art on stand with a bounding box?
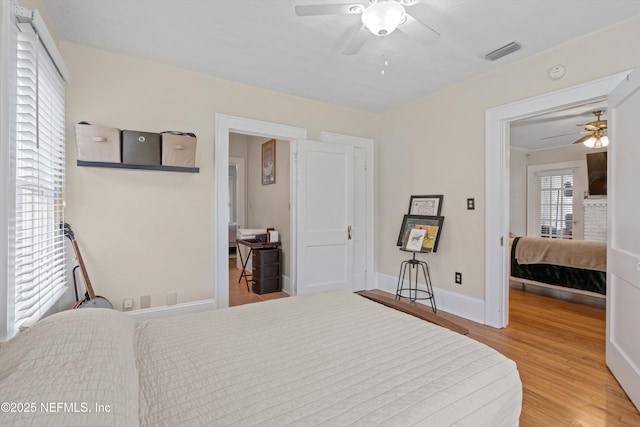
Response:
[397,214,445,253]
[408,195,443,216]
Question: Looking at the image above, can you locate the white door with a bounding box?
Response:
[296,140,354,295]
[607,69,640,411]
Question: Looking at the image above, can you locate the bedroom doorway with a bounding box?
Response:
[214,115,375,309]
[228,134,291,307]
[484,71,628,328]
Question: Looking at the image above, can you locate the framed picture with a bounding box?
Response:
[262,139,276,185]
[403,228,427,252]
[396,214,445,253]
[408,195,443,216]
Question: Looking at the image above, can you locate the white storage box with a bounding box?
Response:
[161,133,197,167]
[76,123,121,163]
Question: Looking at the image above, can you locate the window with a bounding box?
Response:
[1,3,69,339]
[538,172,574,239]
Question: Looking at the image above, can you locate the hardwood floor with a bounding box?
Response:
[228,257,288,307]
[419,284,638,426]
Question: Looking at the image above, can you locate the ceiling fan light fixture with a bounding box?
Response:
[583,136,597,148]
[361,1,406,36]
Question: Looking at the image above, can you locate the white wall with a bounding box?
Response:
[61,42,377,311]
[376,16,640,300]
[246,137,291,277]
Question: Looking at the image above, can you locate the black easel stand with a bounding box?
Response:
[395,251,437,313]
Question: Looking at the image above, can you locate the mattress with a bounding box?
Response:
[0,291,521,426]
[136,291,522,426]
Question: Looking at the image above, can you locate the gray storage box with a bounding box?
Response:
[76,123,121,163]
[122,130,161,165]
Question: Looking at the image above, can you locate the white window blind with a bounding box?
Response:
[13,26,66,327]
[538,171,574,240]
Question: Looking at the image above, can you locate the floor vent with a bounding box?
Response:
[483,41,522,61]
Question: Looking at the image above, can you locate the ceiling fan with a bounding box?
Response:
[541,110,609,148]
[573,110,608,148]
[295,0,439,55]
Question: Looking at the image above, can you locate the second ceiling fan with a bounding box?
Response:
[295,0,440,55]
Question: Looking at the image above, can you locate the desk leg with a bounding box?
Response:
[236,244,252,292]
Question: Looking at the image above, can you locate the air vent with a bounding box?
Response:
[483,41,522,62]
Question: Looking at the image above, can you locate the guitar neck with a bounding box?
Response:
[71,239,96,300]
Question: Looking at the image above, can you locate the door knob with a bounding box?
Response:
[347,225,352,240]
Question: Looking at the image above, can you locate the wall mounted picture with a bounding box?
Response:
[408,195,443,216]
[262,139,276,185]
[397,214,445,253]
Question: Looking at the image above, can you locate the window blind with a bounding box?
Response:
[538,172,573,240]
[13,27,66,327]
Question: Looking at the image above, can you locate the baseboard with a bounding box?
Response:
[282,274,292,295]
[127,298,216,322]
[374,273,485,324]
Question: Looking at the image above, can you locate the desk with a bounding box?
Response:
[236,239,281,291]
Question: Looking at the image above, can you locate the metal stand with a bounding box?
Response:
[395,251,437,313]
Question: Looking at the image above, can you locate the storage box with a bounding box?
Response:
[161,133,196,167]
[122,130,161,165]
[75,123,121,163]
[252,277,281,294]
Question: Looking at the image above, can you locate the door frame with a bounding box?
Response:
[214,114,307,308]
[484,71,628,328]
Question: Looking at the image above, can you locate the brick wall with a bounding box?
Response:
[583,198,607,242]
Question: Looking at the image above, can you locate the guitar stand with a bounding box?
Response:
[395,252,437,313]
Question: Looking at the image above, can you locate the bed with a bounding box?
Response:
[0,291,522,426]
[510,236,606,297]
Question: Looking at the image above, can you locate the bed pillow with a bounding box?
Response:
[0,308,139,426]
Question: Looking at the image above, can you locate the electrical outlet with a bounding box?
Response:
[467,198,475,210]
[455,272,462,284]
[123,298,133,310]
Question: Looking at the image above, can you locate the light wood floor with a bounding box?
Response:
[228,257,288,307]
[378,284,639,426]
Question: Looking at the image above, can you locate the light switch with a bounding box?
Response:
[467,198,475,210]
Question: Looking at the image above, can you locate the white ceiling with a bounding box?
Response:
[510,100,609,151]
[41,0,640,115]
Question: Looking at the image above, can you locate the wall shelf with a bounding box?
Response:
[77,160,199,173]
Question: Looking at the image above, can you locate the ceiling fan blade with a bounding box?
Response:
[343,25,369,55]
[540,131,583,140]
[397,13,439,46]
[573,134,594,144]
[295,3,364,16]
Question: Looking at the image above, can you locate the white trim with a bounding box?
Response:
[374,273,485,324]
[485,71,628,328]
[214,114,306,308]
[282,274,292,295]
[127,299,216,322]
[0,0,18,341]
[320,131,375,291]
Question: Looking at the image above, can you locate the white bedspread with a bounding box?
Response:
[0,291,521,426]
[136,291,522,426]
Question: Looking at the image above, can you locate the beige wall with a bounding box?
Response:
[246,138,291,277]
[376,16,640,300]
[61,41,376,310]
[509,149,528,236]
